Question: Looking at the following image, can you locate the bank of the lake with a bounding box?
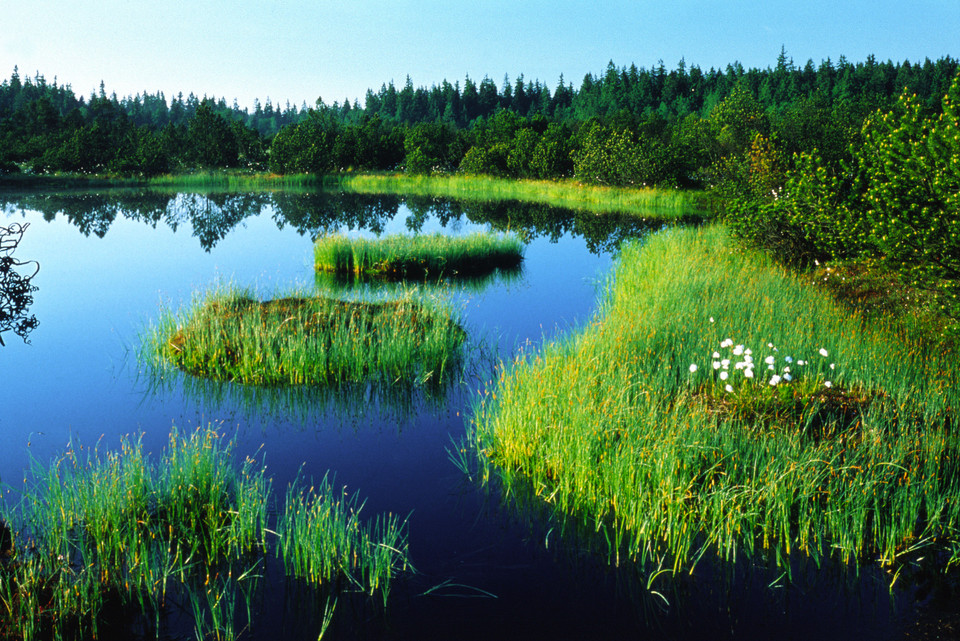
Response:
[470,224,960,579]
[2,170,711,222]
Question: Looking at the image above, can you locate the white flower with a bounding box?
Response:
[744,348,752,356]
[819,348,829,357]
[721,339,733,348]
[783,373,792,382]
[783,366,791,373]
[735,361,746,370]
[712,351,720,359]
[824,381,833,388]
[785,356,793,363]
[709,317,715,323]
[764,355,776,365]
[720,371,729,380]
[689,363,698,373]
[744,368,754,379]
[721,359,730,368]
[797,360,806,366]
[733,345,744,356]
[767,342,774,348]
[769,375,782,386]
[830,363,836,370]
[767,364,775,371]
[743,354,754,364]
[725,384,734,393]
[713,361,721,370]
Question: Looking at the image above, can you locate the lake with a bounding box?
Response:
[0,188,927,640]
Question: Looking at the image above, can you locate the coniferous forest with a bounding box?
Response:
[1,53,956,184]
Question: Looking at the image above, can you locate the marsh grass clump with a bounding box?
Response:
[470,225,960,581]
[276,476,410,608]
[0,427,412,640]
[314,232,524,281]
[0,427,270,640]
[149,287,465,388]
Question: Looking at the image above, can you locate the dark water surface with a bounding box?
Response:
[0,189,933,640]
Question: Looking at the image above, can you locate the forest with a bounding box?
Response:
[0,52,956,183]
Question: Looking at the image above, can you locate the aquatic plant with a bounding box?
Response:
[335,172,711,219]
[0,426,412,640]
[470,224,960,581]
[314,231,524,281]
[147,286,466,388]
[276,475,410,608]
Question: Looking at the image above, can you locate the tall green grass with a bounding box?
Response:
[314,232,524,281]
[277,475,410,608]
[0,427,411,640]
[470,224,960,579]
[146,286,465,388]
[336,173,710,219]
[147,171,331,191]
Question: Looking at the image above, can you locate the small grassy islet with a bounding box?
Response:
[148,286,466,388]
[314,231,524,281]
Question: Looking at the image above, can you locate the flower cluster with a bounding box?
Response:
[689,334,836,393]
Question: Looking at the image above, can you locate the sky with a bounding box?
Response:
[1,1,958,111]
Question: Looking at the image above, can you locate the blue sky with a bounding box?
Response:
[1,1,957,110]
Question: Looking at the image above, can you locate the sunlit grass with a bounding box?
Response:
[469,224,960,580]
[0,426,411,640]
[335,173,710,219]
[147,170,331,191]
[277,475,410,609]
[145,285,466,388]
[314,231,524,281]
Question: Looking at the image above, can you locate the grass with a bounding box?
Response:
[147,170,334,192]
[146,285,466,389]
[0,426,411,641]
[469,224,960,581]
[277,475,410,609]
[335,173,711,219]
[314,231,524,281]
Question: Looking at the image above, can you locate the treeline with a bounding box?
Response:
[1,53,957,184]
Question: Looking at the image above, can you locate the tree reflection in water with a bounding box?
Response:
[0,222,39,345]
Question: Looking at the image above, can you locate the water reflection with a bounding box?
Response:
[0,222,39,345]
[0,188,677,254]
[139,355,479,432]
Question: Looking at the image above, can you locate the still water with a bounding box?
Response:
[0,189,921,640]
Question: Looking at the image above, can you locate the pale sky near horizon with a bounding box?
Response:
[1,1,957,111]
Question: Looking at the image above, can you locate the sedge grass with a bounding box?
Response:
[314,232,524,281]
[470,224,960,580]
[146,286,465,388]
[335,173,710,219]
[276,475,410,608]
[146,170,332,192]
[0,426,411,640]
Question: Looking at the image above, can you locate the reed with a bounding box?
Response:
[314,232,524,281]
[276,475,410,608]
[146,286,466,388]
[147,171,331,191]
[0,426,412,640]
[470,224,960,580]
[335,173,710,219]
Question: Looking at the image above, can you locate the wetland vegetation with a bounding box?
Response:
[313,231,523,281]
[0,427,409,641]
[470,225,960,581]
[2,51,959,638]
[146,286,465,389]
